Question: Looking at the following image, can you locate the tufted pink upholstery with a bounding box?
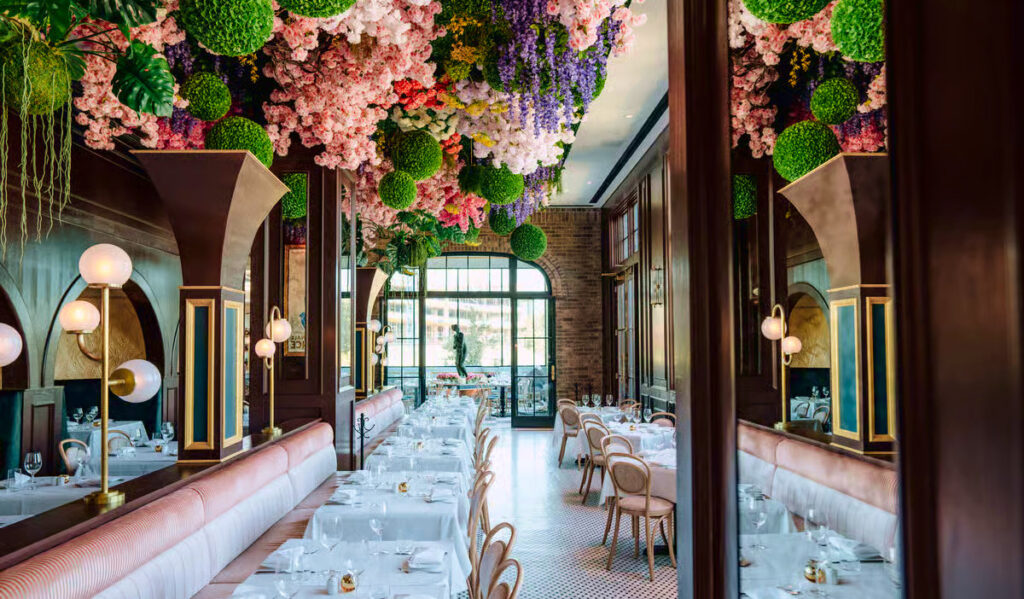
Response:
[737,422,899,553]
[0,423,336,599]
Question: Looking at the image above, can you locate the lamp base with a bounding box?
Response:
[86,489,125,507]
[262,426,283,437]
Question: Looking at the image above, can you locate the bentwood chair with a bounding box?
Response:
[579,421,610,504]
[605,452,677,581]
[579,412,602,426]
[812,404,831,426]
[650,412,676,427]
[619,399,638,412]
[474,408,489,439]
[469,470,495,542]
[484,558,523,599]
[599,435,635,545]
[469,521,517,599]
[476,434,499,473]
[475,427,492,459]
[106,430,133,453]
[556,406,582,466]
[58,438,90,474]
[556,398,576,409]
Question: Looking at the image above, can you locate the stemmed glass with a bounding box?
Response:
[130,428,143,448]
[605,394,614,408]
[72,408,84,426]
[86,406,98,422]
[805,507,830,554]
[317,514,343,554]
[273,549,302,599]
[746,495,768,550]
[23,452,41,489]
[643,407,653,423]
[368,501,387,554]
[161,422,174,443]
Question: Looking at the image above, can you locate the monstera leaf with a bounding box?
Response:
[111,40,174,116]
[79,0,157,27]
[3,0,75,40]
[55,44,86,80]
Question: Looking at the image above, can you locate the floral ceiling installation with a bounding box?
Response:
[0,0,645,263]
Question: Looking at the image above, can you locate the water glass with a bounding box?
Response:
[24,452,41,488]
[746,496,768,549]
[161,422,174,443]
[643,408,653,423]
[72,408,84,425]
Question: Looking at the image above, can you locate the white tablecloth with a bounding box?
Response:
[551,407,625,456]
[231,538,465,598]
[305,478,471,577]
[740,533,898,598]
[106,444,177,477]
[418,398,478,429]
[398,421,474,450]
[0,476,117,516]
[67,420,149,460]
[367,438,474,482]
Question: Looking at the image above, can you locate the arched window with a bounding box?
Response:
[383,253,556,427]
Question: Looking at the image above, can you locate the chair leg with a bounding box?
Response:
[606,508,623,571]
[646,517,655,582]
[582,464,594,505]
[600,466,606,485]
[633,516,640,558]
[602,498,615,545]
[578,461,590,494]
[558,436,568,465]
[665,514,677,568]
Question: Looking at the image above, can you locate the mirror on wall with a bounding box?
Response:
[280,172,309,379]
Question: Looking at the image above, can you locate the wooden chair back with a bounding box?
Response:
[58,438,89,473]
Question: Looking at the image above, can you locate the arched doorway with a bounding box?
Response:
[786,290,831,430]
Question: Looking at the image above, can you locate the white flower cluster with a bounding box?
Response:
[390,105,460,140]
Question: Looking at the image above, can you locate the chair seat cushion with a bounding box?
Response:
[617,494,675,515]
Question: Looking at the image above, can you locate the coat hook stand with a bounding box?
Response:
[354,413,375,470]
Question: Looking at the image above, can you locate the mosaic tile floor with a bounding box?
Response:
[470,420,678,599]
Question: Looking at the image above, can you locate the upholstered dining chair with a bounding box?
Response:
[556,406,582,466]
[599,435,635,545]
[106,429,133,453]
[579,421,610,504]
[484,558,523,599]
[58,438,90,474]
[469,470,495,541]
[605,452,677,581]
[650,412,676,427]
[469,521,517,599]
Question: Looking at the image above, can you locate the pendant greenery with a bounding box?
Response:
[112,40,175,117]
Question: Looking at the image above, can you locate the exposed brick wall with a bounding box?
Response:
[448,207,605,399]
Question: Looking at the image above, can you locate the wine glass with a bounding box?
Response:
[746,496,768,550]
[317,514,342,553]
[643,407,653,423]
[161,422,174,443]
[24,452,41,488]
[605,394,613,408]
[130,428,143,448]
[72,407,83,426]
[805,507,830,557]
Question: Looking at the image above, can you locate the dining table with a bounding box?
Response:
[551,405,625,458]
[105,442,178,477]
[67,419,150,459]
[396,417,475,449]
[0,475,128,516]
[366,437,475,483]
[739,532,899,598]
[303,471,472,578]
[229,538,465,598]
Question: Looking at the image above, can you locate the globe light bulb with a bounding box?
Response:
[781,335,803,355]
[384,332,396,343]
[760,316,784,341]
[0,323,22,367]
[367,319,382,333]
[370,353,379,365]
[254,338,276,358]
[111,359,161,403]
[79,244,132,287]
[265,318,292,344]
[59,300,101,333]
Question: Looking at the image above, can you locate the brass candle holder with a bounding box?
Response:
[255,305,292,437]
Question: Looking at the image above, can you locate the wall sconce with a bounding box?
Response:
[59,244,162,507]
[0,323,23,386]
[650,266,665,306]
[761,303,802,426]
[372,325,394,389]
[254,306,292,437]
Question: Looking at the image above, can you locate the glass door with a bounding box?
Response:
[513,297,555,427]
[613,269,638,403]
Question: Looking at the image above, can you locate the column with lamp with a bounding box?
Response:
[370,322,394,391]
[57,244,162,507]
[254,306,292,437]
[760,303,802,427]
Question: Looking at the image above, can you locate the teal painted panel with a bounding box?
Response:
[354,329,365,390]
[224,306,238,438]
[193,306,210,444]
[871,303,889,436]
[837,304,858,433]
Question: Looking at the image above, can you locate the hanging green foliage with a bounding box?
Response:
[510,223,547,261]
[741,0,831,24]
[112,40,175,117]
[488,207,516,236]
[180,72,232,122]
[391,129,443,181]
[378,171,418,210]
[205,116,275,167]
[810,78,859,124]
[732,175,757,220]
[0,39,71,116]
[479,165,524,205]
[281,173,308,220]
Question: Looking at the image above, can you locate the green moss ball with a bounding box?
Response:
[479,166,525,205]
[810,78,859,124]
[509,223,547,262]
[0,40,71,115]
[831,0,885,62]
[378,171,418,210]
[741,0,831,24]
[488,207,517,236]
[732,175,757,220]
[772,120,841,182]
[458,165,484,195]
[179,0,274,57]
[180,72,232,122]
[281,173,308,220]
[205,116,274,167]
[391,130,443,181]
[279,0,356,18]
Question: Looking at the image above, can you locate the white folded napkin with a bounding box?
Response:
[439,447,455,455]
[408,546,445,567]
[347,470,370,483]
[828,535,881,561]
[13,472,28,485]
[427,488,455,503]
[741,587,796,599]
[435,473,458,484]
[332,489,359,504]
[443,438,461,446]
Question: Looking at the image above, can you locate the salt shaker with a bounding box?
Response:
[326,570,340,596]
